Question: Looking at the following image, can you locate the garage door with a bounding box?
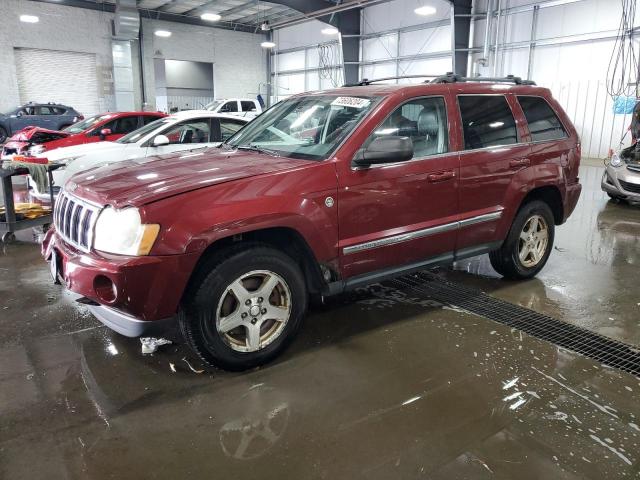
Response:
[14,47,100,117]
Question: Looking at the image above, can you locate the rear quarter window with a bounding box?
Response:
[517,96,568,142]
[458,95,518,150]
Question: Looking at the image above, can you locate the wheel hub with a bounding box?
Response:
[216,270,292,353]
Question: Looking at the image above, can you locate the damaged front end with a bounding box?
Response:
[0,127,70,159]
[601,144,640,202]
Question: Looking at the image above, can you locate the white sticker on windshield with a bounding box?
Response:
[331,96,371,109]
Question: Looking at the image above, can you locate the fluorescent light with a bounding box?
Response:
[201,13,221,21]
[261,41,276,48]
[414,5,436,16]
[154,30,172,37]
[321,26,339,35]
[20,14,39,23]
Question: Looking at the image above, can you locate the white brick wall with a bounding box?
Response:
[0,0,115,113]
[0,1,267,113]
[141,19,268,106]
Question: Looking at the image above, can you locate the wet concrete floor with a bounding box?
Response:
[1,163,639,479]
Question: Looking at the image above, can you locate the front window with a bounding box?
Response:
[205,100,224,111]
[367,97,449,158]
[226,95,380,160]
[117,118,172,144]
[162,119,211,144]
[64,114,113,134]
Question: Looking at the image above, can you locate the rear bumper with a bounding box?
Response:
[563,181,582,222]
[43,228,200,327]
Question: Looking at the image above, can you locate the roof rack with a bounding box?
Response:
[344,74,440,87]
[430,72,536,85]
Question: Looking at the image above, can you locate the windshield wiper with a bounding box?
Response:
[235,144,281,157]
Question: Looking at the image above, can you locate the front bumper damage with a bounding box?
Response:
[42,228,200,337]
[601,164,640,202]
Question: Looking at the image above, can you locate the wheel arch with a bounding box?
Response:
[181,226,327,306]
[518,185,564,225]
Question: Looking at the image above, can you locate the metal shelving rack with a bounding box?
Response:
[0,163,61,243]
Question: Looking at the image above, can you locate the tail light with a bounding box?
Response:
[73,115,84,122]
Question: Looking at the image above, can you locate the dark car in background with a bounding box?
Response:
[1,111,167,159]
[0,102,83,143]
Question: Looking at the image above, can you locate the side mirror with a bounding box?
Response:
[16,111,23,117]
[353,136,413,168]
[152,134,170,147]
[99,128,112,139]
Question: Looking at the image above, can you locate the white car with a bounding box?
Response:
[205,98,263,118]
[31,111,249,198]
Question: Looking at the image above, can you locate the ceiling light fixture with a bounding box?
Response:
[321,26,339,35]
[20,14,39,23]
[414,5,436,16]
[154,30,172,37]
[261,41,276,48]
[201,13,221,21]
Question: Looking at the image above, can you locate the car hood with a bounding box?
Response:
[69,148,314,208]
[44,142,124,161]
[10,126,70,142]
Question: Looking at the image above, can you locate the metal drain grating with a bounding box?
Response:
[386,272,640,377]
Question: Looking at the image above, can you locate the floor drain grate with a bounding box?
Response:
[386,272,640,377]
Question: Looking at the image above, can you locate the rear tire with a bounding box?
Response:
[180,245,307,371]
[489,200,555,279]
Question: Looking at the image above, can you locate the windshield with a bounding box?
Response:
[226,95,380,160]
[63,114,112,134]
[117,118,172,144]
[205,100,224,111]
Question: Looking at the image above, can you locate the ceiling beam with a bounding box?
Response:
[26,0,259,33]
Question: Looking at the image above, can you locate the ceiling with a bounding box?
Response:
[42,0,320,30]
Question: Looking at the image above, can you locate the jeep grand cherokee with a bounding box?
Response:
[43,76,582,370]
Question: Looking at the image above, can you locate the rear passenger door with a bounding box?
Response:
[455,94,530,252]
[516,95,572,179]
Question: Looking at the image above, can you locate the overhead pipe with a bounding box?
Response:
[493,0,503,76]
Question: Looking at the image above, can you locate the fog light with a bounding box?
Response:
[94,275,117,303]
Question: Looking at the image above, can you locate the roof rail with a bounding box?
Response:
[344,74,441,87]
[430,72,536,85]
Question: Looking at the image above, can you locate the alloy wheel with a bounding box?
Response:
[518,214,549,268]
[216,270,292,353]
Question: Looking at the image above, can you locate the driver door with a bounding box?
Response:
[148,118,213,156]
[336,95,460,279]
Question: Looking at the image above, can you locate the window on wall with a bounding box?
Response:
[517,96,568,142]
[458,95,518,150]
[368,97,449,158]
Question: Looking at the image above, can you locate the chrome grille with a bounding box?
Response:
[54,191,100,252]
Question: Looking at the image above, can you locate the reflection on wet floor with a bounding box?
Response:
[1,164,639,479]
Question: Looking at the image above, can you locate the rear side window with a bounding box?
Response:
[517,96,567,142]
[142,115,159,125]
[458,95,518,150]
[241,101,256,112]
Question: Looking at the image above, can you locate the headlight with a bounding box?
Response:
[28,145,46,156]
[610,152,623,168]
[93,207,160,256]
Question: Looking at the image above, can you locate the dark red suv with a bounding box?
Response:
[43,75,582,370]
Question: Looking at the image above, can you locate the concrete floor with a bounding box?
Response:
[1,162,639,479]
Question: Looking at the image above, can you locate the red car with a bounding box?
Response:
[43,75,582,370]
[1,111,166,159]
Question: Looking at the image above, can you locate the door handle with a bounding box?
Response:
[427,171,455,183]
[509,158,531,168]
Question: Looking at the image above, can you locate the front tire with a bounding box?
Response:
[489,200,555,279]
[180,245,307,371]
